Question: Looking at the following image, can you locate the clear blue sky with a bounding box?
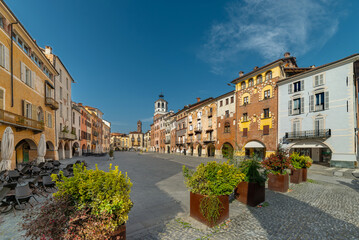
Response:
[6,0,359,133]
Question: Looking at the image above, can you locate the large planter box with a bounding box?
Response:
[302,168,308,182]
[190,192,229,227]
[268,173,289,192]
[110,224,126,240]
[235,181,265,207]
[290,168,303,184]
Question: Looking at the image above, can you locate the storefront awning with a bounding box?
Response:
[291,142,326,148]
[244,141,265,148]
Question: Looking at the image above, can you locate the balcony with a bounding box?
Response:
[292,109,301,115]
[194,126,202,133]
[0,109,44,132]
[59,131,76,140]
[315,104,324,111]
[285,129,331,140]
[203,137,216,143]
[45,97,59,110]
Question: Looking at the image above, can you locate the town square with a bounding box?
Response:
[0,0,359,239]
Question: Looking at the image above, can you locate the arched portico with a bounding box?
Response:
[45,141,55,160]
[15,139,37,165]
[289,141,332,163]
[244,140,266,159]
[206,144,215,157]
[221,142,234,159]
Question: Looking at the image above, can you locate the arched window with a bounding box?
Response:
[162,102,164,108]
[241,81,246,90]
[157,102,160,108]
[37,107,44,122]
[224,122,230,133]
[248,78,254,87]
[257,75,262,84]
[265,71,272,80]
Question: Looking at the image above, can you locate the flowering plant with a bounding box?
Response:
[300,155,313,168]
[261,150,292,175]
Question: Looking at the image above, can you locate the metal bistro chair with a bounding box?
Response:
[0,187,12,214]
[42,175,56,192]
[14,184,37,210]
[8,171,20,182]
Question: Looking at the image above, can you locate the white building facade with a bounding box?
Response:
[278,54,359,168]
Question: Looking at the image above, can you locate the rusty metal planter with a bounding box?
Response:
[190,192,229,227]
[268,173,289,192]
[302,168,308,182]
[235,181,265,207]
[110,224,126,240]
[290,168,303,184]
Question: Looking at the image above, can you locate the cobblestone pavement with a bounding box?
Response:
[133,180,359,240]
[1,152,359,240]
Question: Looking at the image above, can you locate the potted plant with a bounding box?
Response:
[183,161,244,227]
[235,156,266,206]
[300,155,313,182]
[22,164,133,239]
[289,152,303,184]
[261,149,292,192]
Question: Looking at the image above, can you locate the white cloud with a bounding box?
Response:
[200,0,340,74]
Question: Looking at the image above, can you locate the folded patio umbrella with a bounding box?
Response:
[0,127,14,171]
[37,134,46,163]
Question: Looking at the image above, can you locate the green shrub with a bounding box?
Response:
[52,163,133,227]
[238,156,266,185]
[290,152,302,169]
[300,155,313,168]
[183,161,245,196]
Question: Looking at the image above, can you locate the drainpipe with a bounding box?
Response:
[10,22,19,107]
[54,57,58,148]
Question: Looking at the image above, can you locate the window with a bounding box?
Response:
[0,43,9,70]
[79,116,80,126]
[189,125,193,131]
[59,69,62,82]
[60,103,63,117]
[293,81,303,92]
[248,78,254,87]
[224,122,230,133]
[47,112,52,128]
[157,102,160,108]
[315,92,325,111]
[264,90,270,99]
[67,94,69,104]
[314,74,324,87]
[25,101,32,118]
[243,113,248,122]
[293,98,301,114]
[67,78,69,89]
[72,112,75,124]
[162,102,164,108]
[241,81,246,89]
[60,87,63,99]
[230,96,234,103]
[292,120,300,134]
[263,125,269,135]
[226,98,229,105]
[243,96,249,105]
[263,108,270,118]
[31,53,42,68]
[225,110,229,118]
[189,115,192,122]
[257,75,262,84]
[220,100,223,107]
[198,111,202,119]
[314,117,324,133]
[0,88,4,110]
[243,128,248,137]
[265,71,272,80]
[0,15,4,29]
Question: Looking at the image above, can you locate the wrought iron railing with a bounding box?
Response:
[45,97,59,110]
[0,109,44,132]
[285,129,331,140]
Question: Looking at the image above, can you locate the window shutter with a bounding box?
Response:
[22,100,25,116]
[0,44,3,67]
[31,71,35,88]
[314,76,319,87]
[288,84,292,94]
[243,128,248,137]
[263,125,269,135]
[4,46,9,70]
[0,89,3,110]
[301,80,304,91]
[325,91,329,110]
[20,62,25,82]
[301,97,304,114]
[310,95,314,112]
[288,100,292,115]
[320,74,324,85]
[32,104,37,120]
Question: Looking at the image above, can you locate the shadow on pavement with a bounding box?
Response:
[248,188,359,239]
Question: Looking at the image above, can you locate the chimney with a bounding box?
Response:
[196,97,201,103]
[45,46,52,54]
[253,66,258,70]
[284,52,291,58]
[310,65,316,68]
[239,71,244,77]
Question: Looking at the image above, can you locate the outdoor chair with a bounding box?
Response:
[31,167,41,176]
[42,175,56,192]
[8,171,20,182]
[65,164,73,172]
[3,182,17,190]
[0,187,11,213]
[19,165,31,176]
[53,160,61,167]
[14,184,37,209]
[37,162,45,169]
[43,162,53,170]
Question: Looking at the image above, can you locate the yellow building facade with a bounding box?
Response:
[0,1,58,168]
